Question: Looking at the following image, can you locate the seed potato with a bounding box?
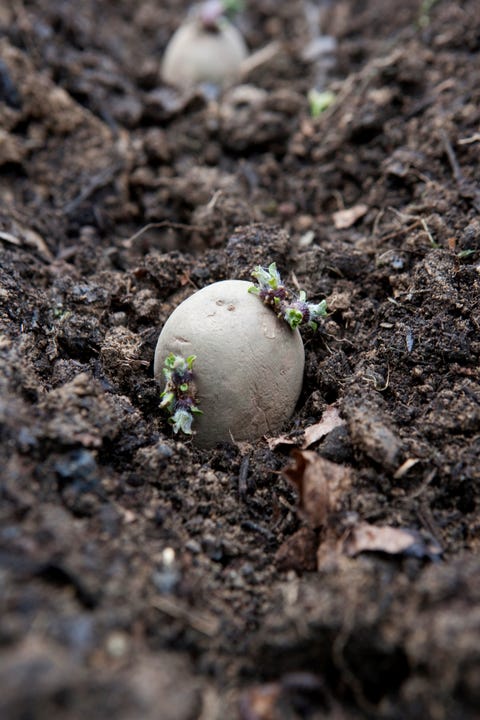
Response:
[154,280,304,446]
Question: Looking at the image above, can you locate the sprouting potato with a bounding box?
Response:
[154,280,304,446]
[161,2,247,90]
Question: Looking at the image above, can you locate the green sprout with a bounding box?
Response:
[251,262,283,291]
[308,89,336,118]
[160,353,202,436]
[249,263,328,331]
[417,0,440,28]
[221,0,244,16]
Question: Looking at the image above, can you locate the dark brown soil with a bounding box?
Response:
[1,1,479,718]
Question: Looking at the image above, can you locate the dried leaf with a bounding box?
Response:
[266,407,343,451]
[0,224,53,260]
[332,203,368,229]
[302,405,345,448]
[275,527,318,572]
[316,536,347,572]
[283,450,351,528]
[266,433,298,451]
[343,522,442,560]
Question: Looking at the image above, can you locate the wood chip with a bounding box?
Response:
[332,203,368,229]
[393,457,420,480]
[283,450,352,528]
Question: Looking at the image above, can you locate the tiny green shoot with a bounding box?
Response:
[308,89,336,118]
[457,248,477,260]
[160,353,202,436]
[249,262,328,331]
[417,0,440,28]
[221,0,244,16]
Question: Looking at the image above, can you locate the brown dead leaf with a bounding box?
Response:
[332,203,368,229]
[283,450,352,528]
[302,405,345,448]
[266,406,344,451]
[343,522,442,560]
[275,527,318,572]
[0,222,53,261]
[266,433,298,451]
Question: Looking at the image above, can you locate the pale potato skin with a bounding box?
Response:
[161,20,247,89]
[154,280,305,447]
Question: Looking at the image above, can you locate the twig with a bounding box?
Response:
[421,218,437,247]
[240,41,281,78]
[384,207,437,247]
[441,129,463,185]
[416,502,443,550]
[377,219,422,243]
[441,130,480,211]
[238,454,250,501]
[152,597,219,637]
[458,133,480,145]
[122,220,205,246]
[241,520,275,542]
[402,468,437,500]
[62,163,121,215]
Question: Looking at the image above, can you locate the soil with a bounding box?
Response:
[1,1,479,719]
